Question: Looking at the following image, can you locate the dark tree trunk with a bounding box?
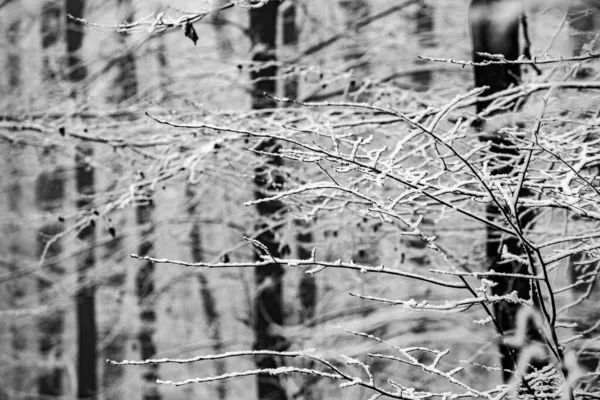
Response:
[75,144,98,400]
[102,3,140,393]
[35,165,66,397]
[411,0,435,89]
[281,0,316,323]
[6,11,21,90]
[41,1,62,81]
[136,197,161,400]
[186,185,226,400]
[282,5,318,397]
[249,3,288,400]
[282,1,298,99]
[470,0,521,114]
[67,2,98,398]
[469,0,542,383]
[101,229,127,400]
[111,0,138,103]
[66,0,87,82]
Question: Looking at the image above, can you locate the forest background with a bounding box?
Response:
[0,0,599,399]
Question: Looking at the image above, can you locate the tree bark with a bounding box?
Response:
[75,145,98,400]
[470,0,521,115]
[66,2,98,398]
[282,1,298,99]
[35,165,66,397]
[66,0,86,82]
[469,0,541,383]
[41,1,62,81]
[110,0,138,103]
[212,0,234,59]
[6,143,35,398]
[249,2,288,400]
[411,0,435,89]
[136,197,161,400]
[5,1,22,90]
[101,230,127,400]
[282,4,318,397]
[186,185,227,400]
[101,3,140,394]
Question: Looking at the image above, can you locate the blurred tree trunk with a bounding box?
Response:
[470,0,521,115]
[6,144,35,399]
[101,231,127,400]
[212,0,233,58]
[66,0,86,83]
[35,164,66,397]
[41,1,62,81]
[249,2,288,400]
[186,185,226,400]
[111,0,138,103]
[66,2,98,398]
[281,0,316,323]
[281,1,298,100]
[155,37,169,101]
[411,0,435,89]
[469,0,541,383]
[282,3,317,397]
[5,1,22,91]
[35,5,69,397]
[136,196,161,400]
[75,144,97,400]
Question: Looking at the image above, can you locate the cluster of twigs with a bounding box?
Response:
[97,61,599,398]
[2,2,599,396]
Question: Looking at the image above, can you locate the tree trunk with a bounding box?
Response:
[66,1,98,398]
[6,144,35,398]
[186,185,226,400]
[5,1,22,91]
[469,0,541,383]
[212,0,233,59]
[136,197,161,400]
[111,0,138,103]
[249,3,288,400]
[75,144,98,399]
[281,1,298,99]
[66,0,86,83]
[282,4,318,397]
[41,1,62,81]
[101,230,127,400]
[35,165,67,397]
[470,0,521,115]
[411,0,435,89]
[101,3,140,395]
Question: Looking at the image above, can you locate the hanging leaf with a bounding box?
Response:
[184,22,198,46]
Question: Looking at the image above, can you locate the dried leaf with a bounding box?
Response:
[184,22,198,46]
